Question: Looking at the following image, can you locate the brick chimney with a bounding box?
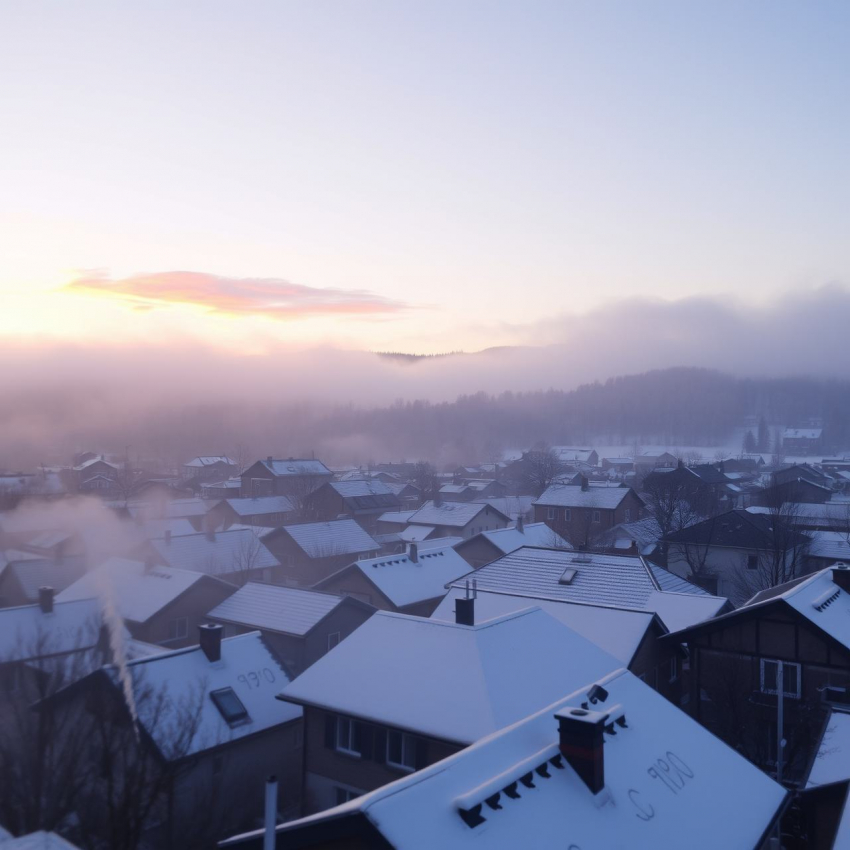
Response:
[409,542,418,564]
[267,456,273,463]
[199,623,223,663]
[555,705,607,794]
[580,475,589,492]
[833,563,850,592]
[516,514,524,533]
[38,586,54,614]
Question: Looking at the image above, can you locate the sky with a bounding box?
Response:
[2,1,850,355]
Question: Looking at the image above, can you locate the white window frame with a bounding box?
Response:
[564,508,571,522]
[335,786,360,805]
[335,716,360,757]
[327,631,341,651]
[760,659,801,699]
[386,730,417,772]
[547,507,555,520]
[169,616,189,641]
[592,510,601,524]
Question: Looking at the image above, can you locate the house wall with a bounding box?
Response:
[317,568,394,610]
[454,537,502,569]
[628,624,682,704]
[299,706,462,815]
[263,534,367,588]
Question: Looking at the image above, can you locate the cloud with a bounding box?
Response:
[65,270,410,320]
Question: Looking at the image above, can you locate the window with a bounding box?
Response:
[624,509,631,522]
[564,509,571,522]
[335,787,360,805]
[592,510,601,524]
[327,632,341,651]
[386,730,417,772]
[760,659,801,699]
[547,508,555,520]
[747,553,758,570]
[668,656,678,682]
[335,716,361,756]
[168,617,188,641]
[210,687,250,726]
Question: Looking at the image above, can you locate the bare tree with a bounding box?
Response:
[641,469,710,543]
[519,444,567,497]
[411,461,440,501]
[230,528,269,584]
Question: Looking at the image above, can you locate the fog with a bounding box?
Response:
[2,285,849,467]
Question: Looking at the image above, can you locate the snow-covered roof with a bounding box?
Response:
[783,428,822,440]
[0,597,102,662]
[56,558,225,624]
[269,520,378,560]
[473,523,571,556]
[807,531,850,561]
[807,708,850,789]
[472,496,534,520]
[150,529,278,576]
[279,607,620,744]
[746,502,850,528]
[0,831,83,849]
[0,555,86,602]
[139,517,197,538]
[231,669,785,850]
[220,496,295,517]
[329,480,395,498]
[127,498,211,520]
[408,500,508,528]
[184,456,236,468]
[398,524,437,542]
[207,582,355,636]
[73,457,117,472]
[430,590,655,664]
[319,544,471,608]
[119,632,301,757]
[259,458,332,477]
[552,446,596,462]
[377,509,419,525]
[449,547,727,632]
[419,536,464,551]
[534,484,633,509]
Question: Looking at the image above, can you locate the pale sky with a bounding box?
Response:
[2,1,849,354]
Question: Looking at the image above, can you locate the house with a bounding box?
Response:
[261,520,379,587]
[763,463,834,504]
[634,451,678,474]
[126,497,212,530]
[64,457,119,494]
[462,479,507,500]
[552,446,599,467]
[276,607,621,814]
[746,502,850,534]
[0,552,86,608]
[783,428,823,455]
[473,495,534,523]
[200,477,243,500]
[206,582,375,676]
[668,565,850,783]
[56,557,237,648]
[182,456,238,480]
[806,531,850,572]
[405,500,510,540]
[437,483,474,502]
[374,510,418,535]
[533,480,644,548]
[445,546,729,633]
[224,668,787,850]
[665,509,811,604]
[51,629,303,846]
[382,481,422,509]
[598,517,663,558]
[303,481,400,529]
[454,518,570,569]
[208,496,296,530]
[601,456,634,474]
[146,527,280,585]
[240,458,333,499]
[313,542,471,616]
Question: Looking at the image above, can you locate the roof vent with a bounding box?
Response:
[455,579,477,626]
[558,568,577,585]
[571,554,593,565]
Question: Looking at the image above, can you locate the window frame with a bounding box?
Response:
[386,729,417,772]
[168,616,189,641]
[327,631,341,651]
[335,716,360,757]
[746,553,758,570]
[210,687,250,727]
[760,658,801,699]
[547,507,555,520]
[564,508,571,522]
[592,510,601,524]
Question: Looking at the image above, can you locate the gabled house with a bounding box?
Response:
[276,607,621,814]
[50,629,303,845]
[224,668,786,850]
[552,446,599,467]
[665,509,811,604]
[207,496,296,530]
[668,565,850,783]
[533,480,644,548]
[261,520,379,587]
[240,458,333,499]
[783,428,823,455]
[454,519,570,569]
[446,546,729,633]
[182,456,238,481]
[56,557,237,647]
[303,481,400,529]
[313,542,471,616]
[0,553,86,608]
[127,497,212,530]
[405,500,510,540]
[598,517,663,558]
[763,463,834,505]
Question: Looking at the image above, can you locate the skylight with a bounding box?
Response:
[558,568,577,585]
[210,687,250,726]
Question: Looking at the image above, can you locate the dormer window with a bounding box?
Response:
[210,687,250,726]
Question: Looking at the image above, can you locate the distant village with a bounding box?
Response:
[2,419,850,849]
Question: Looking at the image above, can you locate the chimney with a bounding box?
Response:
[264,775,278,850]
[455,579,477,626]
[516,514,525,534]
[677,458,684,469]
[199,623,223,663]
[580,475,589,492]
[38,586,54,614]
[267,455,273,463]
[409,542,419,563]
[164,529,172,545]
[555,706,607,794]
[833,563,850,592]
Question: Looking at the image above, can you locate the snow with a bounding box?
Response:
[0,831,83,849]
[535,484,631,509]
[279,607,620,745]
[430,589,655,664]
[0,597,102,661]
[475,522,571,554]
[207,582,348,636]
[231,669,785,850]
[326,544,471,608]
[221,496,295,517]
[806,531,850,561]
[408,501,507,528]
[273,519,379,559]
[150,528,278,576]
[807,709,850,789]
[124,631,301,757]
[56,557,218,624]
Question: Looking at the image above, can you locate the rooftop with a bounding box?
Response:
[534,484,633,510]
[408,500,508,528]
[220,496,295,516]
[150,528,278,576]
[258,458,332,478]
[267,519,378,560]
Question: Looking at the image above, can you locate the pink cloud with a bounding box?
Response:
[65,270,410,320]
